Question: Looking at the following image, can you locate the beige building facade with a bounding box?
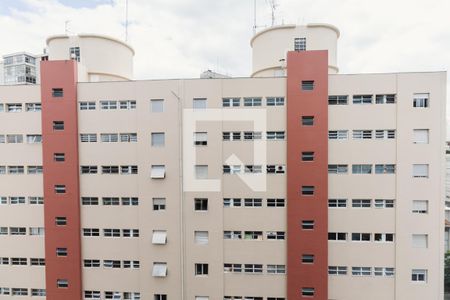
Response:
[0,24,446,300]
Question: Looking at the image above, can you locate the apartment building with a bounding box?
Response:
[0,24,446,300]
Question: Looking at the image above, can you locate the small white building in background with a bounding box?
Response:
[1,52,41,85]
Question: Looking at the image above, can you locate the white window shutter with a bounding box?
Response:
[152,231,167,244]
[413,129,429,144]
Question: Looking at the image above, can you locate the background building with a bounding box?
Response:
[0,24,446,300]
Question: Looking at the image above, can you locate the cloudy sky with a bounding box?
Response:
[0,0,449,129]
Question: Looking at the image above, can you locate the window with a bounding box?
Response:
[154,295,167,300]
[244,264,263,274]
[328,164,348,174]
[302,220,314,230]
[6,103,23,112]
[224,263,242,273]
[301,81,314,91]
[412,269,427,282]
[375,94,396,104]
[82,197,99,205]
[328,130,348,140]
[11,288,28,296]
[375,129,396,139]
[54,153,65,162]
[104,229,121,237]
[122,229,139,237]
[244,131,262,140]
[351,233,371,242]
[374,267,395,277]
[69,46,80,61]
[353,130,372,139]
[374,199,394,208]
[413,129,429,144]
[243,97,262,106]
[152,230,167,245]
[294,37,306,51]
[53,121,64,130]
[11,257,27,265]
[121,197,138,206]
[28,166,43,174]
[54,185,66,194]
[267,165,285,174]
[244,231,263,240]
[266,231,285,240]
[80,133,97,142]
[26,134,42,144]
[194,132,207,145]
[150,132,165,147]
[8,166,25,174]
[10,197,26,205]
[374,233,394,242]
[352,164,372,174]
[52,88,64,97]
[57,279,68,288]
[223,198,241,207]
[194,165,208,179]
[0,287,10,295]
[352,267,372,276]
[412,234,428,248]
[223,165,241,174]
[301,186,314,196]
[266,131,285,140]
[195,297,209,300]
[100,100,117,110]
[193,98,207,109]
[152,262,168,277]
[353,95,372,104]
[195,263,209,276]
[151,99,164,112]
[56,248,67,256]
[101,133,118,143]
[0,166,5,174]
[328,199,347,208]
[194,231,209,245]
[26,102,42,111]
[81,166,98,174]
[120,133,137,142]
[7,134,23,143]
[302,254,314,264]
[119,100,136,110]
[267,198,285,207]
[413,164,429,178]
[302,116,314,126]
[84,291,101,299]
[267,264,286,274]
[29,197,44,205]
[328,95,348,105]
[223,98,240,107]
[301,288,314,297]
[224,231,242,240]
[55,217,67,226]
[412,200,428,214]
[245,165,263,174]
[153,198,166,211]
[194,198,208,211]
[375,164,395,174]
[83,228,100,237]
[302,152,314,161]
[0,227,7,235]
[266,97,285,106]
[121,165,138,175]
[328,266,347,275]
[123,261,140,269]
[79,101,96,110]
[413,93,429,108]
[30,258,45,266]
[151,165,166,179]
[222,131,242,141]
[244,198,262,207]
[102,166,119,174]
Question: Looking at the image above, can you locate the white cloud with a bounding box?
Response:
[0,0,448,135]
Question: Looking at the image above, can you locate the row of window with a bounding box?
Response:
[80,100,137,110]
[83,228,139,237]
[328,94,396,105]
[0,288,45,296]
[223,264,285,274]
[84,291,140,299]
[83,259,140,269]
[81,165,138,174]
[0,103,41,112]
[328,266,395,277]
[329,199,429,214]
[0,196,43,205]
[0,227,44,236]
[223,231,284,240]
[0,257,44,266]
[328,232,394,242]
[0,134,41,144]
[329,129,429,143]
[222,97,285,107]
[80,133,138,143]
[0,166,42,174]
[328,164,396,174]
[222,131,285,141]
[223,165,285,174]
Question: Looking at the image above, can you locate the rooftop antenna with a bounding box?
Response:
[267,0,278,26]
[125,0,129,41]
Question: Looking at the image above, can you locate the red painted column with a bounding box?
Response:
[40,60,82,300]
[287,50,328,299]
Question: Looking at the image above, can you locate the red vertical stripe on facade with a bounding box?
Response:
[287,51,328,300]
[40,60,82,300]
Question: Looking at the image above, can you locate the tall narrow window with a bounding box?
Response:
[294,37,306,51]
